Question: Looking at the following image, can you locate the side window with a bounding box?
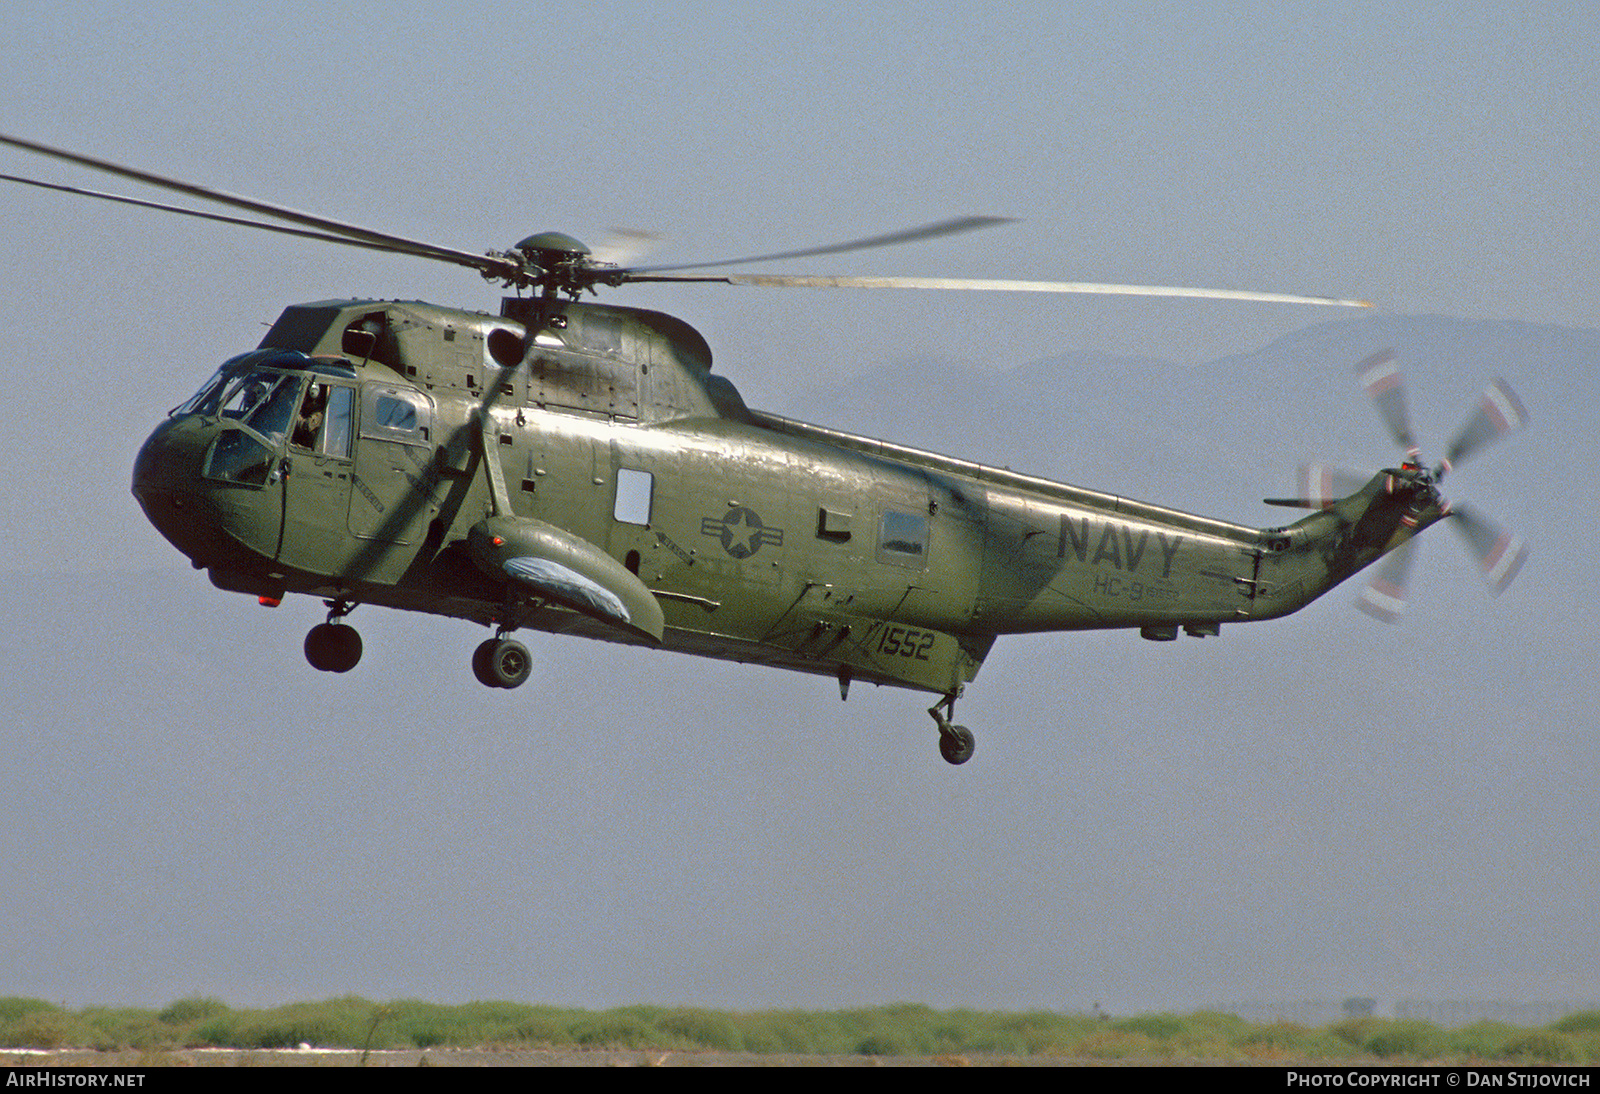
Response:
[360,385,433,447]
[322,386,355,458]
[614,468,653,526]
[290,383,356,457]
[878,509,929,568]
[376,395,417,430]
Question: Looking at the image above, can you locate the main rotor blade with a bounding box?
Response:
[1355,350,1420,455]
[628,272,1373,308]
[0,132,509,277]
[1450,503,1527,595]
[1356,538,1419,623]
[588,227,664,268]
[0,173,438,260]
[622,216,1016,274]
[1443,378,1529,470]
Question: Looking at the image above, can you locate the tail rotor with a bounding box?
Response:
[1450,501,1529,595]
[1273,352,1529,620]
[1355,538,1420,623]
[1356,349,1421,459]
[1442,377,1530,472]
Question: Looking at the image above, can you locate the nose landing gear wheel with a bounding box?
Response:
[473,637,532,689]
[305,622,362,673]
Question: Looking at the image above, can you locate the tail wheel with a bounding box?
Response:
[939,725,976,766]
[927,696,976,765]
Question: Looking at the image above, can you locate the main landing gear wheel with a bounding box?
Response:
[473,637,532,689]
[928,696,976,765]
[304,622,362,673]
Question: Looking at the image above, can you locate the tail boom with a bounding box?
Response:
[1250,470,1448,621]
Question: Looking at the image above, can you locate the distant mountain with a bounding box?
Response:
[781,313,1596,525]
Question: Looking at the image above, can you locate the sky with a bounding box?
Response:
[0,1,1595,1015]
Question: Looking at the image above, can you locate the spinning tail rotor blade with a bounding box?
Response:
[1356,538,1419,623]
[1302,464,1371,508]
[1283,356,1528,623]
[1450,503,1528,595]
[1444,378,1529,470]
[1356,350,1420,457]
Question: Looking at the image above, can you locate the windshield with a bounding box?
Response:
[219,369,304,441]
[174,367,229,417]
[174,349,347,420]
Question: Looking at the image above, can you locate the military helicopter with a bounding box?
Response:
[1,134,1527,765]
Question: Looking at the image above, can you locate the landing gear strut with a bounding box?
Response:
[304,600,362,673]
[928,694,975,766]
[473,630,532,689]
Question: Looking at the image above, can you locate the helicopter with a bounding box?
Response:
[0,134,1528,765]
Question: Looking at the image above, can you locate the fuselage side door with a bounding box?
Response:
[278,380,357,574]
[348,383,439,580]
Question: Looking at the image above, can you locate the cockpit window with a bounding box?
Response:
[289,383,355,458]
[202,430,274,486]
[176,349,334,420]
[174,367,229,418]
[175,350,270,417]
[219,374,269,419]
[219,370,304,441]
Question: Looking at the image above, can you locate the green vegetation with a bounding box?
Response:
[0,998,1595,1062]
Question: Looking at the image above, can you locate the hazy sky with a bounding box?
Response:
[0,1,1594,1014]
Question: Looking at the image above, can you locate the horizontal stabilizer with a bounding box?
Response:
[1265,464,1379,509]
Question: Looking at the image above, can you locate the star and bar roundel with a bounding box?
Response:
[701,506,785,559]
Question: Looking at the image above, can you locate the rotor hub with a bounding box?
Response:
[513,231,590,258]
[485,231,624,298]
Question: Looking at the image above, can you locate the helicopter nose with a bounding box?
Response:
[131,417,223,564]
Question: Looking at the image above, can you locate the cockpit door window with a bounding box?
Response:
[289,382,355,458]
[322,386,355,458]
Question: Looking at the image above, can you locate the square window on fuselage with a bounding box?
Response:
[878,509,928,567]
